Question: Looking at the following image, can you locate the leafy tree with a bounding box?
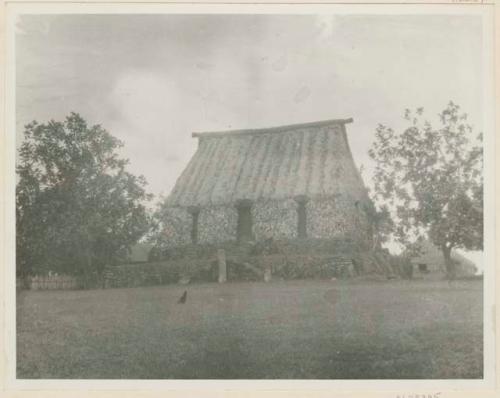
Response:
[358,166,394,250]
[16,113,151,284]
[364,201,394,251]
[146,197,173,261]
[368,102,483,279]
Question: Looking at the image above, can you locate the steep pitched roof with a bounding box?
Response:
[166,118,367,207]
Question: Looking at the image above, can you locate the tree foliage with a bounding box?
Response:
[145,197,173,261]
[368,102,483,278]
[16,113,151,281]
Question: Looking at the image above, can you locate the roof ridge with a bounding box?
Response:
[192,118,353,138]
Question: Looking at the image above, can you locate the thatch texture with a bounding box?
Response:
[166,119,365,207]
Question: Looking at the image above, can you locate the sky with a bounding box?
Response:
[15,13,485,267]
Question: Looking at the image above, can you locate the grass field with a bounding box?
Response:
[16,279,483,379]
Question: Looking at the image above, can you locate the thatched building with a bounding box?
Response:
[161,118,374,251]
[409,240,478,277]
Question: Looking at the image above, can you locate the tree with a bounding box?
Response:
[368,102,483,279]
[145,196,173,261]
[16,113,151,284]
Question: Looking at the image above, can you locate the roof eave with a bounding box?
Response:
[192,118,354,138]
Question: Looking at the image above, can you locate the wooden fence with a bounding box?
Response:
[29,275,78,290]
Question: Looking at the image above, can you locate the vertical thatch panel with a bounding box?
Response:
[292,129,311,196]
[189,138,224,204]
[168,139,212,207]
[258,133,286,198]
[272,131,296,198]
[232,136,260,200]
[213,137,250,204]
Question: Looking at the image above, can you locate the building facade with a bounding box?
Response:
[409,240,478,277]
[162,118,373,248]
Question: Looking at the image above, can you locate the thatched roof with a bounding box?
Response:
[166,118,367,207]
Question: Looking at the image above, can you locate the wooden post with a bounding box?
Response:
[348,263,355,278]
[264,265,272,282]
[217,249,227,283]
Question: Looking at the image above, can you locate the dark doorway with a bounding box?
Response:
[418,263,428,273]
[297,201,307,239]
[188,206,200,244]
[236,202,253,242]
[294,195,309,239]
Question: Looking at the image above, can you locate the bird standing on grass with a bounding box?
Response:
[178,290,187,304]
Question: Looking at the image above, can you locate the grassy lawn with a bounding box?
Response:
[17,279,483,379]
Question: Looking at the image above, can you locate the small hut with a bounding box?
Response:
[161,118,373,251]
[124,242,154,264]
[409,240,478,277]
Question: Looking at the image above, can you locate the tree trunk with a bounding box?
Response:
[442,245,456,280]
[85,251,92,289]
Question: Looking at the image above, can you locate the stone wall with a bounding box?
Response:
[198,205,237,244]
[162,195,373,248]
[253,198,298,240]
[161,207,192,247]
[103,259,217,288]
[103,252,366,289]
[308,195,356,239]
